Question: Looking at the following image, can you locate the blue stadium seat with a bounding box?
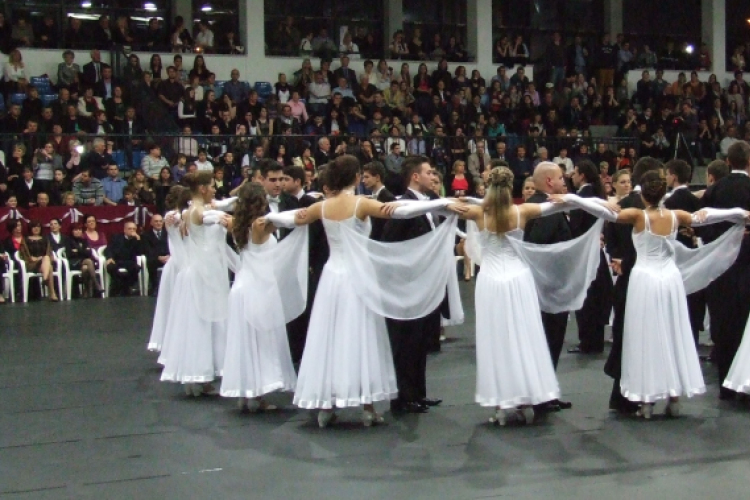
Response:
[132,150,146,170]
[214,87,224,99]
[111,150,126,169]
[30,76,52,94]
[41,94,57,107]
[214,80,227,88]
[254,82,273,98]
[10,93,26,105]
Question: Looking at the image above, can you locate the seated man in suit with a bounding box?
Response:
[14,167,41,208]
[104,221,143,296]
[142,214,169,296]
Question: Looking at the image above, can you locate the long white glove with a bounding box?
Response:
[225,244,240,273]
[212,197,238,212]
[561,194,618,222]
[265,209,301,228]
[202,209,229,226]
[691,207,748,226]
[391,199,452,219]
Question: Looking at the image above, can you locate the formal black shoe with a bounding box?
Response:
[568,345,583,353]
[421,398,442,407]
[553,399,572,410]
[402,402,429,413]
[719,388,737,401]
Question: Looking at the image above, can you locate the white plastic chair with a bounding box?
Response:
[95,247,108,298]
[1,252,16,303]
[56,249,82,300]
[15,251,45,302]
[136,255,148,296]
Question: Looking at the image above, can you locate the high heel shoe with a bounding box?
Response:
[317,410,336,428]
[665,400,680,418]
[247,399,277,413]
[637,403,654,419]
[519,406,534,425]
[362,410,385,427]
[489,408,507,426]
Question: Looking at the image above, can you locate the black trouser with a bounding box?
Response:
[686,290,706,346]
[706,267,750,393]
[541,311,569,369]
[106,261,140,295]
[576,252,613,353]
[387,309,439,403]
[147,258,165,292]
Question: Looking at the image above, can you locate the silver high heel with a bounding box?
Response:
[247,399,278,413]
[519,406,534,425]
[665,400,680,418]
[637,403,654,419]
[490,409,508,426]
[362,410,385,427]
[317,410,336,428]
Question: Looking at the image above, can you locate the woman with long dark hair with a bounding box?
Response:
[20,220,58,301]
[65,223,103,298]
[220,182,301,411]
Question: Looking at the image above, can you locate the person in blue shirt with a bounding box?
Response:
[102,164,126,205]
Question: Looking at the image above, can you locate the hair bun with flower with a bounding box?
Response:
[489,166,514,189]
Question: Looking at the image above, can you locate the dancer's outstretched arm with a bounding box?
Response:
[689,207,750,226]
[547,194,620,222]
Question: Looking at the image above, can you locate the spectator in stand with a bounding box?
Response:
[141,144,170,181]
[195,149,213,171]
[308,71,332,116]
[112,16,135,47]
[731,45,746,72]
[49,169,71,205]
[510,34,529,62]
[223,69,248,106]
[104,221,142,297]
[73,168,104,206]
[92,15,112,50]
[3,49,27,93]
[82,214,107,251]
[510,145,532,197]
[81,50,110,88]
[546,32,566,89]
[170,16,193,52]
[720,125,740,159]
[47,218,68,253]
[32,14,57,49]
[102,165,126,205]
[128,169,155,205]
[82,138,117,179]
[14,167,41,208]
[64,17,86,50]
[312,28,338,59]
[58,50,80,90]
[340,32,360,59]
[119,186,140,206]
[177,86,197,129]
[78,86,103,122]
[32,142,62,189]
[158,66,184,119]
[567,35,589,77]
[20,220,58,301]
[11,16,34,47]
[65,223,103,298]
[93,66,118,100]
[142,213,169,295]
[595,33,616,91]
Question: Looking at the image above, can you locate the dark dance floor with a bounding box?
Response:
[2,283,750,499]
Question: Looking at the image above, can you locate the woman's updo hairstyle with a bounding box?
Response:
[183,171,213,192]
[327,154,360,192]
[165,185,186,211]
[232,182,268,250]
[488,166,514,189]
[640,170,667,205]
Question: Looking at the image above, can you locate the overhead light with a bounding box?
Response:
[81,1,92,7]
[685,44,694,54]
[144,2,157,11]
[201,4,212,11]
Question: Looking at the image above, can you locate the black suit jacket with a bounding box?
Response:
[104,234,143,263]
[606,190,644,273]
[13,179,41,208]
[271,193,299,240]
[47,233,70,253]
[569,184,600,238]
[81,61,111,88]
[663,186,701,248]
[370,187,397,242]
[298,193,329,274]
[701,172,750,264]
[524,191,572,244]
[93,77,121,100]
[381,189,433,243]
[142,229,169,261]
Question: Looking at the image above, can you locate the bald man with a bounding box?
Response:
[522,162,573,411]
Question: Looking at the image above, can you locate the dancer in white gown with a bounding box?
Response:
[160,171,234,397]
[460,165,609,425]
[220,182,307,411]
[265,155,462,428]
[148,186,188,353]
[557,170,749,419]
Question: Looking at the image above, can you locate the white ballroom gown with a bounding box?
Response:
[148,210,186,353]
[220,231,308,398]
[620,211,705,403]
[160,210,230,384]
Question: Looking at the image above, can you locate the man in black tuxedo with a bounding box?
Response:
[104,222,143,296]
[663,159,704,344]
[381,156,442,414]
[523,161,573,412]
[568,160,613,355]
[282,165,329,364]
[701,141,750,401]
[81,49,111,88]
[605,156,663,412]
[142,214,169,296]
[260,160,297,237]
[362,161,396,241]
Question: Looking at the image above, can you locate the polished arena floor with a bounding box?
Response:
[2,283,750,499]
